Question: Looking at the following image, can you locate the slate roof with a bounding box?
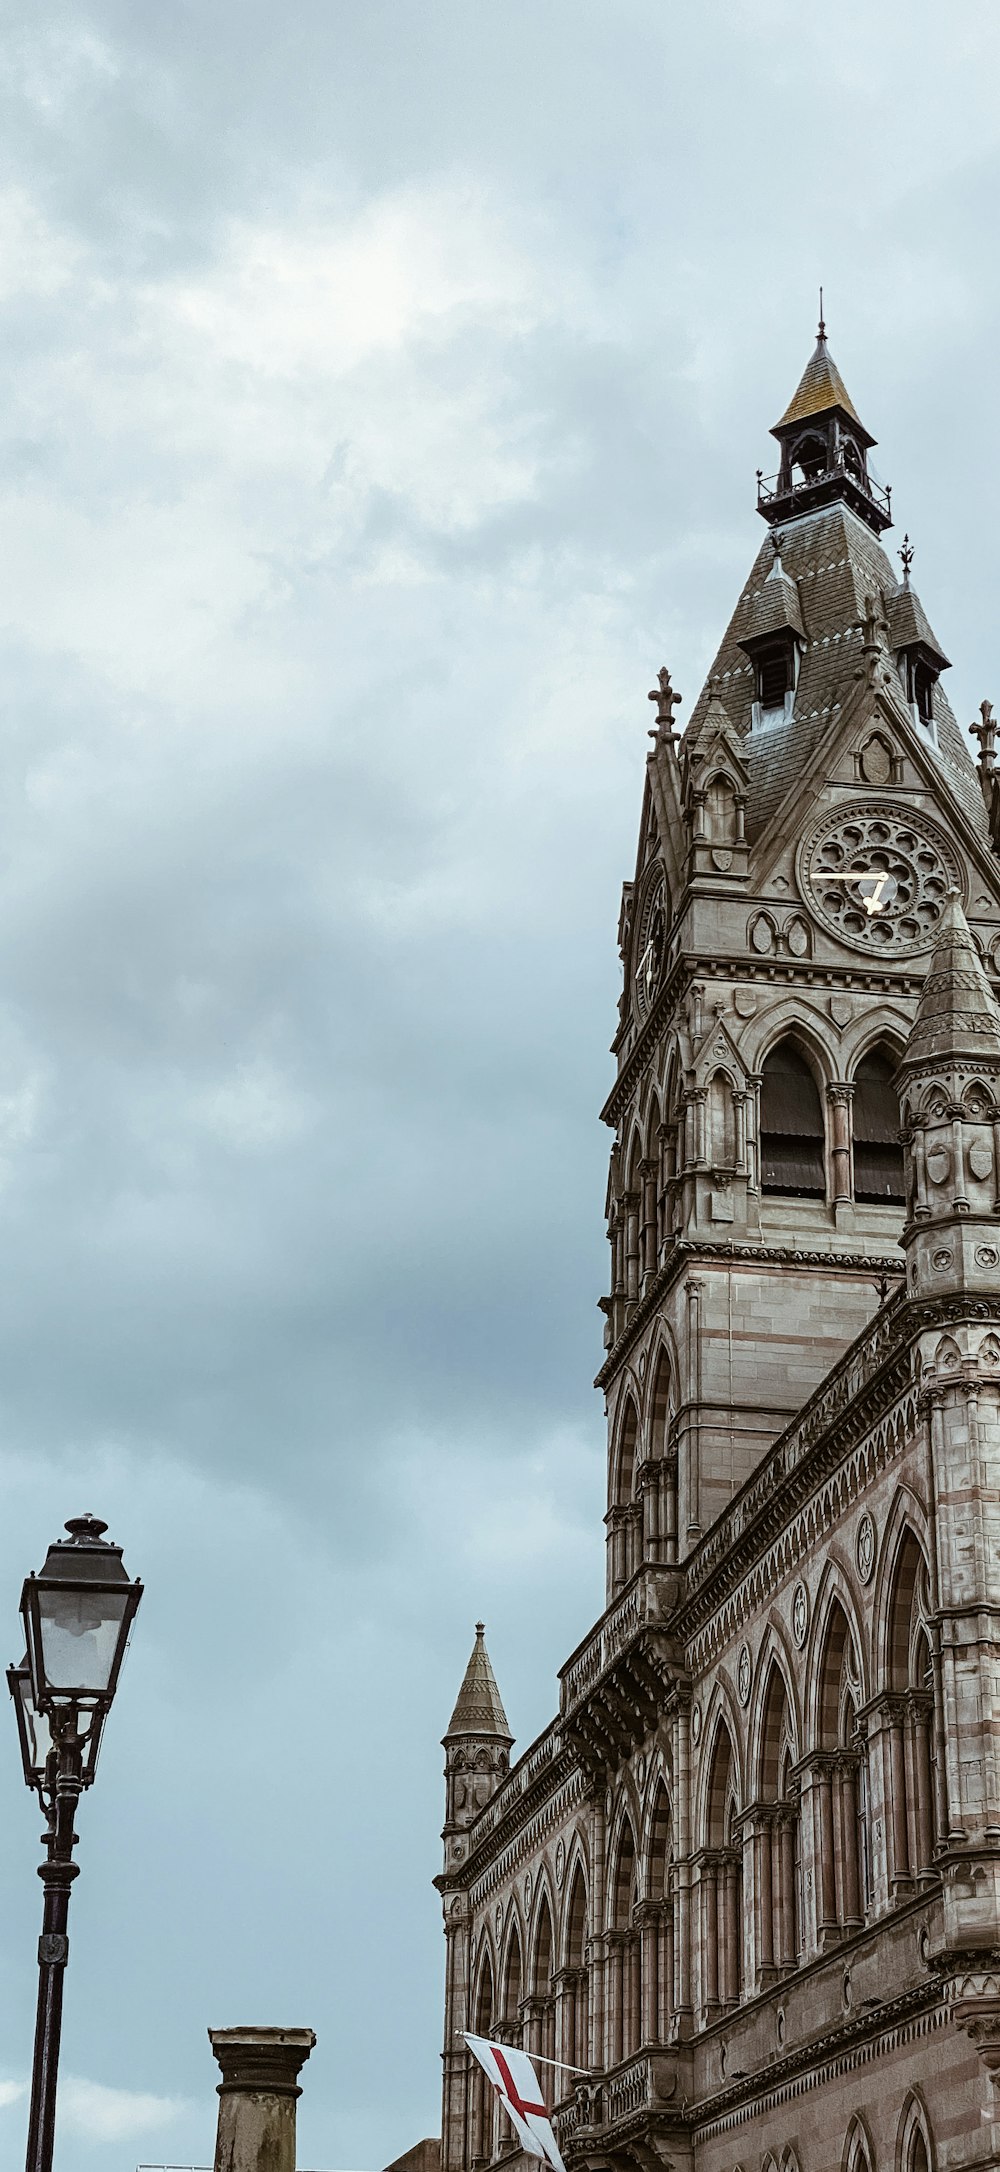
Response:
[885,583,950,668]
[737,549,805,647]
[682,499,984,843]
[774,333,868,437]
[445,1623,512,1740]
[901,890,1000,1069]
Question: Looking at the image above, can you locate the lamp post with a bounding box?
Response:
[7,1514,142,2172]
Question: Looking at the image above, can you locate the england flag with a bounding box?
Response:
[463,2035,567,2172]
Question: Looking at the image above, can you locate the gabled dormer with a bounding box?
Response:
[736,532,805,728]
[757,309,891,536]
[885,537,951,746]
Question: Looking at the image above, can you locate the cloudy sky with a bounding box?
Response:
[0,2,999,2165]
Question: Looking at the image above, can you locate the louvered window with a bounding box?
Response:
[853,1047,904,1202]
[756,638,793,711]
[760,1042,825,1196]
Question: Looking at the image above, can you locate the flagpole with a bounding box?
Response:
[457,2034,591,2079]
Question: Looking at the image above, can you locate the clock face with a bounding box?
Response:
[634,874,667,1017]
[797,804,962,954]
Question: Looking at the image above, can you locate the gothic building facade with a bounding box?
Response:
[435,328,1000,2172]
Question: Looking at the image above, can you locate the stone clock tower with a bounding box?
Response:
[435,324,1000,2172]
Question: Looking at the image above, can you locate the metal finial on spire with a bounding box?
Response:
[899,533,914,585]
[817,286,826,341]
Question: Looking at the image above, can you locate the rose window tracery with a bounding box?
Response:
[798,804,961,954]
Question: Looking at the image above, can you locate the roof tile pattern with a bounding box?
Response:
[902,889,1000,1069]
[682,501,983,842]
[775,335,864,432]
[445,1623,512,1740]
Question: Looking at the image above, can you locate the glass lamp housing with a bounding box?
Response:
[20,1516,142,1715]
[6,1660,53,1792]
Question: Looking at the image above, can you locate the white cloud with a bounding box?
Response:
[0,2080,26,2110]
[59,2075,188,2144]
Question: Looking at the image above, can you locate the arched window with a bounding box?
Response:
[532,1896,555,2070]
[607,1396,640,1598]
[702,1724,742,2017]
[708,1070,736,1170]
[608,1819,639,2065]
[648,1349,677,1565]
[641,1095,661,1284]
[647,1782,674,2040]
[705,773,737,845]
[757,1666,800,1974]
[885,1532,936,1894]
[898,2096,933,2172]
[815,1603,867,1938]
[760,1041,825,1197]
[844,2117,874,2172]
[853,1045,904,1202]
[501,1924,523,2036]
[792,431,827,484]
[470,1953,495,2165]
[563,1867,589,2072]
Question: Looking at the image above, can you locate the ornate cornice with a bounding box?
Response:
[693,1981,943,2139]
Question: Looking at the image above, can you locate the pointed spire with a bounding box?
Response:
[901,891,1000,1071]
[773,326,868,437]
[444,1623,512,1741]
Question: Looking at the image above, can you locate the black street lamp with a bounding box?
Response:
[7,1514,142,2172]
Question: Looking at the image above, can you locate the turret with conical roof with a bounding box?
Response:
[896,890,1000,1296]
[758,307,891,536]
[441,1625,513,1875]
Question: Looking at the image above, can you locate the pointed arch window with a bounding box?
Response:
[608,1397,640,1598]
[884,1533,937,1895]
[853,1046,904,1202]
[647,1782,674,2041]
[815,1603,867,1939]
[563,1867,589,2072]
[469,1954,496,2166]
[500,1926,523,2038]
[760,1041,825,1197]
[756,1667,801,1977]
[648,1349,677,1566]
[608,1820,639,2066]
[702,1725,742,2018]
[531,1896,555,2070]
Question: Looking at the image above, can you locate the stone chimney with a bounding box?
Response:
[209,2025,316,2172]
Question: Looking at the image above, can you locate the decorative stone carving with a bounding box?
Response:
[792,1581,809,1648]
[737,1643,752,1705]
[858,732,894,786]
[856,1512,876,1582]
[797,802,962,954]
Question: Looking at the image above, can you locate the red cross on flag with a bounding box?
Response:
[463,2035,567,2172]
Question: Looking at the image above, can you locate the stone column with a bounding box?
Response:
[640,1159,657,1285]
[732,1089,748,1175]
[210,2027,315,2172]
[911,1697,935,1877]
[753,1817,774,1984]
[827,1083,854,1203]
[663,1456,678,1565]
[838,1756,862,1927]
[624,1193,640,1303]
[888,1699,913,1896]
[817,1761,837,1937]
